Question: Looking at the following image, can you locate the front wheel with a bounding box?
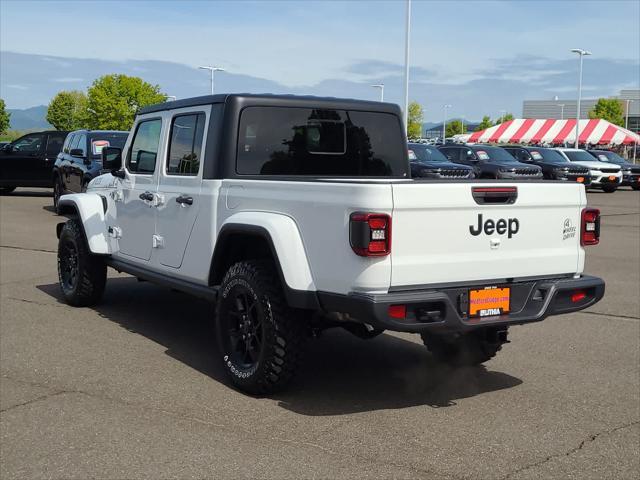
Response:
[421,328,507,367]
[57,219,107,306]
[215,260,306,395]
[53,176,63,209]
[602,185,618,193]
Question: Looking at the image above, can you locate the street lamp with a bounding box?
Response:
[371,84,385,102]
[442,104,452,142]
[571,48,592,148]
[625,99,634,129]
[402,0,411,129]
[558,103,565,120]
[198,65,225,95]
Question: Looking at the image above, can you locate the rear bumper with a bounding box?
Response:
[318,275,605,334]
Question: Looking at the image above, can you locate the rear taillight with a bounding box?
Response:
[581,208,600,246]
[350,212,392,256]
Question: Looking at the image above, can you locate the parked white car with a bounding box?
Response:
[553,148,622,193]
[55,94,605,394]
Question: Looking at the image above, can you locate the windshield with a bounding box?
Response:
[565,150,597,163]
[532,148,570,163]
[591,150,626,164]
[476,146,518,164]
[408,144,449,163]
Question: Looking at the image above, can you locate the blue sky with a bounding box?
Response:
[1,0,639,121]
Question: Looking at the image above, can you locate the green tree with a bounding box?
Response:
[588,98,624,126]
[85,74,166,130]
[445,120,465,138]
[0,99,10,135]
[474,115,493,132]
[46,90,88,130]
[407,101,424,139]
[498,113,514,123]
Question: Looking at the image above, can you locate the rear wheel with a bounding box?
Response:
[602,184,617,193]
[57,219,107,306]
[421,328,507,367]
[215,260,306,395]
[0,186,16,195]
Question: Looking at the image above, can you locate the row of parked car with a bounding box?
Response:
[0,128,638,199]
[409,143,640,192]
[0,129,128,203]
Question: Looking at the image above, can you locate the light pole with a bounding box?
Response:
[571,48,591,148]
[402,0,411,130]
[442,104,451,142]
[625,99,634,129]
[371,84,385,102]
[460,115,465,134]
[558,103,565,120]
[198,65,225,95]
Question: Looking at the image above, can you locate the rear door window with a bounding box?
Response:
[46,133,67,155]
[237,106,407,177]
[166,113,206,175]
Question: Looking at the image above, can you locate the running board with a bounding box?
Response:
[106,258,218,301]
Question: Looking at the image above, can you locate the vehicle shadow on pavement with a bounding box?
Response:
[3,190,51,198]
[37,277,522,415]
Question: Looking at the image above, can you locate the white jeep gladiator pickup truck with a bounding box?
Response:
[56,94,605,394]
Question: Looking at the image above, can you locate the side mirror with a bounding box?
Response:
[70,148,85,158]
[102,146,122,172]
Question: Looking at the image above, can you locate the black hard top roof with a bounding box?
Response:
[137,93,402,116]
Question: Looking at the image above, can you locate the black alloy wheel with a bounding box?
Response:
[221,287,264,369]
[58,238,79,293]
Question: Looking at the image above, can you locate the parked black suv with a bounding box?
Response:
[53,130,128,206]
[438,144,543,179]
[502,145,591,185]
[0,130,68,194]
[587,149,640,190]
[408,143,474,179]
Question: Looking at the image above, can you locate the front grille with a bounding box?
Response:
[439,169,470,178]
[600,168,619,174]
[568,168,589,175]
[630,168,640,174]
[514,168,540,176]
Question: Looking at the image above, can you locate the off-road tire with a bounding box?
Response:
[215,260,306,395]
[421,329,504,367]
[0,186,16,195]
[602,185,617,193]
[57,219,107,307]
[53,176,63,209]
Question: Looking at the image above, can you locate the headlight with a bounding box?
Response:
[554,167,569,172]
[499,167,513,173]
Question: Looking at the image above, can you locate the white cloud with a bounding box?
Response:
[52,77,83,83]
[5,84,28,90]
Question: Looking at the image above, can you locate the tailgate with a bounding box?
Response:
[390,182,586,288]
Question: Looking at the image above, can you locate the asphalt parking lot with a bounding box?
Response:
[1,188,638,480]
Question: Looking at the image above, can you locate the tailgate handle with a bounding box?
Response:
[472,186,517,205]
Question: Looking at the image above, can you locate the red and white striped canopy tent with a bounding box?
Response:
[462,118,640,145]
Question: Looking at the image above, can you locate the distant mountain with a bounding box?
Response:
[7,105,51,130]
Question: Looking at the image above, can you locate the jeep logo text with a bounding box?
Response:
[469,214,519,238]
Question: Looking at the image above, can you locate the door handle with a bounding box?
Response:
[176,195,193,206]
[139,191,154,201]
